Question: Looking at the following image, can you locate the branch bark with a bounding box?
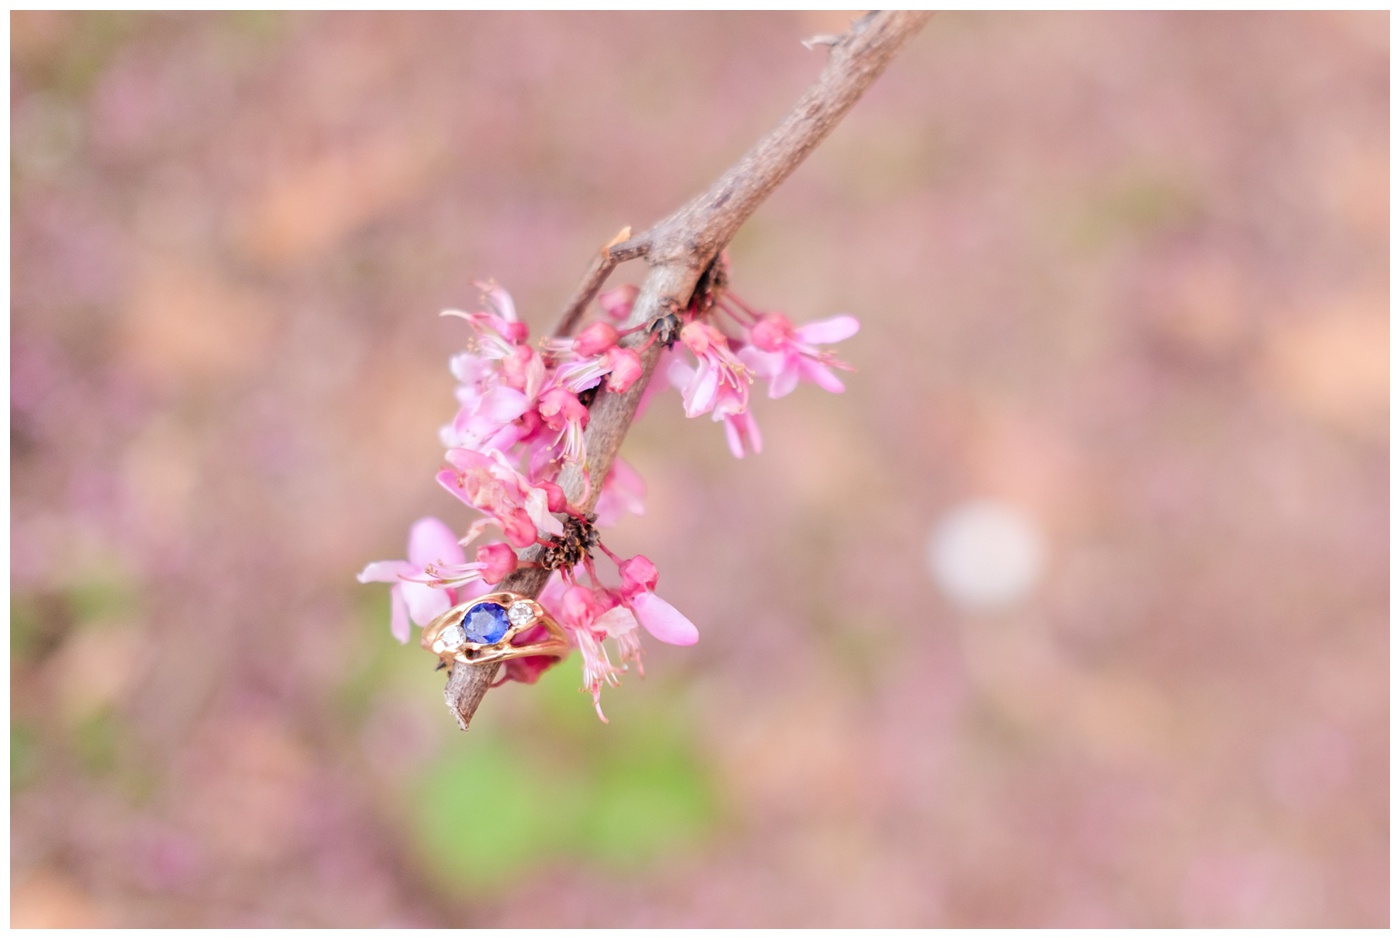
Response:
[442,10,932,730]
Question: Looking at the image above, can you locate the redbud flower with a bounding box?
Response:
[548,582,648,721]
[537,385,590,465]
[471,542,518,585]
[358,516,473,643]
[667,356,754,457]
[362,274,856,719]
[442,384,532,451]
[598,284,639,321]
[740,312,858,399]
[618,554,699,646]
[723,408,763,460]
[573,321,619,356]
[436,447,565,548]
[675,321,750,418]
[594,457,646,528]
[603,346,643,393]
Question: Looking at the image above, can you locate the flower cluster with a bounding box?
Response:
[359,272,857,719]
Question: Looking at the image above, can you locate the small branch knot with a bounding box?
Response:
[540,513,601,571]
[647,299,685,348]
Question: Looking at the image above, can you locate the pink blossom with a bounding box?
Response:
[603,347,643,393]
[667,356,756,458]
[443,384,532,451]
[676,321,750,418]
[552,343,645,399]
[537,385,590,465]
[551,583,645,721]
[363,274,857,718]
[573,321,619,356]
[437,447,565,548]
[440,287,546,451]
[739,312,858,399]
[594,457,647,528]
[618,554,699,646]
[471,542,518,585]
[598,284,638,321]
[440,282,528,357]
[356,517,468,643]
[723,409,763,459]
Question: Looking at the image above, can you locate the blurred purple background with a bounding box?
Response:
[11,11,1388,927]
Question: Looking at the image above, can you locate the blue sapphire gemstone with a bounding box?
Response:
[460,602,510,644]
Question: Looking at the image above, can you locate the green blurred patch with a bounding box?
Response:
[226,10,292,41]
[12,722,39,792]
[71,709,125,777]
[18,11,143,97]
[12,575,141,667]
[408,660,718,894]
[585,734,714,868]
[1069,171,1202,251]
[335,590,407,723]
[10,594,54,663]
[65,576,141,626]
[411,734,581,892]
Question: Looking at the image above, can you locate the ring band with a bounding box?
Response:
[421,591,571,667]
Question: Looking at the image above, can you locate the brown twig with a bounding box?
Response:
[442,10,932,730]
[551,228,651,340]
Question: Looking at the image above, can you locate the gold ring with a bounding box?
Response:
[420,591,571,667]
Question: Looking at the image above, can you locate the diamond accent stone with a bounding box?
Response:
[508,601,535,628]
[462,602,510,644]
[438,624,467,652]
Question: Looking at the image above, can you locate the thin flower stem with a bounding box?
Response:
[442,11,932,731]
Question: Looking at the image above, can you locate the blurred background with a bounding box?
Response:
[10,11,1388,927]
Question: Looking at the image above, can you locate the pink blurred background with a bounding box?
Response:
[10,11,1388,927]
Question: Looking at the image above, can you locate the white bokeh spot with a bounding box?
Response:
[927,499,1046,612]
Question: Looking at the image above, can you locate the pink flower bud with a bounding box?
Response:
[598,285,638,321]
[538,386,589,431]
[574,322,619,356]
[604,347,643,393]
[502,509,537,549]
[501,345,536,389]
[560,584,600,624]
[538,479,568,514]
[475,542,518,584]
[619,555,659,595]
[749,313,794,352]
[503,320,530,345]
[680,321,724,356]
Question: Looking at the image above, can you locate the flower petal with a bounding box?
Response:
[477,386,530,424]
[408,517,467,568]
[738,345,783,378]
[595,457,648,528]
[632,591,699,646]
[594,604,640,639]
[356,559,414,584]
[683,362,719,417]
[666,356,696,390]
[768,362,800,399]
[796,314,859,345]
[389,585,411,643]
[401,579,453,627]
[724,411,762,459]
[524,487,566,538]
[474,281,518,322]
[799,359,846,394]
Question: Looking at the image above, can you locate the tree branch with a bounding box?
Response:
[443,10,932,730]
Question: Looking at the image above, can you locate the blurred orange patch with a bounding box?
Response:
[1253,299,1388,438]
